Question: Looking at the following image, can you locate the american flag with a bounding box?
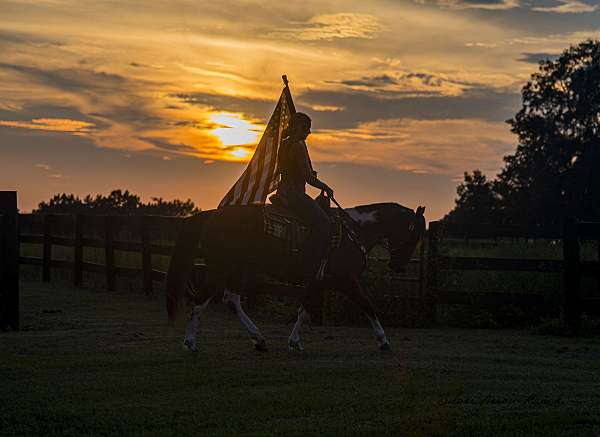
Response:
[218,83,296,207]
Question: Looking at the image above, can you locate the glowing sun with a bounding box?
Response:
[209,112,262,148]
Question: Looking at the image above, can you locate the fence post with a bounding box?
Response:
[105,216,116,291]
[0,192,19,331]
[426,221,441,321]
[140,215,153,295]
[73,214,83,287]
[597,239,600,294]
[418,237,425,300]
[42,214,53,282]
[563,217,581,332]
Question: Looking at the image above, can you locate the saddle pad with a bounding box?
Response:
[264,209,343,251]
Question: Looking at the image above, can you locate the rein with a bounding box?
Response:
[327,194,367,254]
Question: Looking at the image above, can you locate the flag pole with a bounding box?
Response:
[281,75,296,113]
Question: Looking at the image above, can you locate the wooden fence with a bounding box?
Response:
[563,217,600,330]
[18,213,191,293]
[427,220,600,326]
[427,221,563,308]
[14,211,423,325]
[4,199,599,329]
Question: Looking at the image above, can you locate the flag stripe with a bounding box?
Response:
[247,136,269,204]
[218,86,296,208]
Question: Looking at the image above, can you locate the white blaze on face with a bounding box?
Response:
[346,208,378,224]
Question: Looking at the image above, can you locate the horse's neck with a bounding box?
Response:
[344,207,388,251]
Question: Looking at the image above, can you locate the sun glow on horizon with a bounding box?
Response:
[208,112,263,151]
[229,147,251,160]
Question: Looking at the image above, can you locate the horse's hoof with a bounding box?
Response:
[254,339,268,352]
[288,340,304,352]
[379,341,392,352]
[183,338,198,353]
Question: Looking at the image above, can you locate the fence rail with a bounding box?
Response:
[18,213,191,293]
[6,205,600,329]
[441,222,563,239]
[427,219,600,325]
[15,211,424,326]
[426,220,571,310]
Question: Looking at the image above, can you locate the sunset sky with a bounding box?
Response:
[1,0,599,219]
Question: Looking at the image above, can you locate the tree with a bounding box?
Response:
[448,39,600,225]
[500,39,600,224]
[36,189,200,216]
[444,170,499,224]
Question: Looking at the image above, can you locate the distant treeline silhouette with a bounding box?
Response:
[447,39,600,227]
[35,189,199,217]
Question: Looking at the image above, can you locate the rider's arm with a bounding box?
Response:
[298,141,331,193]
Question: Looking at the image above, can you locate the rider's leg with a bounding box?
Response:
[183,295,213,352]
[222,289,267,351]
[285,192,331,279]
[288,305,309,351]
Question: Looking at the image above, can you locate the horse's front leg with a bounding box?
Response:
[183,282,213,352]
[289,281,325,351]
[338,275,391,351]
[288,305,308,351]
[222,289,268,352]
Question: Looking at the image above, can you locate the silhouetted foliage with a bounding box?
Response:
[444,170,499,225]
[35,189,199,216]
[447,39,600,225]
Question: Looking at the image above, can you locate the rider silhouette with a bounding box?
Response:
[276,112,332,280]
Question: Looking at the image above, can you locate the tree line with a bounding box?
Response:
[446,39,600,227]
[35,189,199,217]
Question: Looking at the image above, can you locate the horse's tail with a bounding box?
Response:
[166,211,211,322]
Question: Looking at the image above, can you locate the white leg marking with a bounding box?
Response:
[222,289,266,347]
[288,306,308,351]
[367,316,390,349]
[183,297,212,352]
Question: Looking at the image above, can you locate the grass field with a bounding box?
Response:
[1,282,600,436]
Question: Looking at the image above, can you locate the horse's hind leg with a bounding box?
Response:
[289,281,325,351]
[183,282,213,352]
[288,305,308,351]
[222,289,268,352]
[338,275,391,351]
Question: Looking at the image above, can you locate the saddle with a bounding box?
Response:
[264,193,343,252]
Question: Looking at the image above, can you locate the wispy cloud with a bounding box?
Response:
[532,0,598,13]
[414,0,520,10]
[0,118,94,132]
[269,13,385,41]
[311,118,515,176]
[517,52,561,63]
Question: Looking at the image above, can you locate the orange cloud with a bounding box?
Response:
[310,118,516,177]
[0,118,94,133]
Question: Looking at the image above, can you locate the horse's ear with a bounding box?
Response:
[415,206,425,216]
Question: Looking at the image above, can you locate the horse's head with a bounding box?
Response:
[387,205,426,273]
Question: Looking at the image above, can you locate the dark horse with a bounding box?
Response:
[166,201,425,352]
